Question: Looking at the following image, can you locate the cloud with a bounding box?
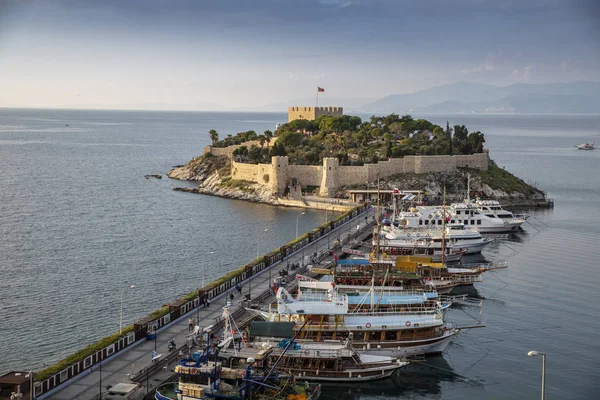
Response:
[462,50,504,74]
[316,72,327,80]
[319,0,354,8]
[288,72,299,81]
[511,65,533,82]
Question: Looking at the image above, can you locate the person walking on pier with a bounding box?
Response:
[229,292,235,302]
[188,317,193,331]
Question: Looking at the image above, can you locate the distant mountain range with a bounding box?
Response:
[37,80,600,114]
[358,81,600,114]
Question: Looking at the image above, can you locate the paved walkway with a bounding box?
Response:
[44,207,374,400]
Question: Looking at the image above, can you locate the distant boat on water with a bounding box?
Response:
[575,142,595,150]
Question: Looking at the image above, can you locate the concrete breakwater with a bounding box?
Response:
[30,204,370,399]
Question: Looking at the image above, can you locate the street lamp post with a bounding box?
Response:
[527,350,546,400]
[250,228,268,300]
[119,285,136,334]
[296,212,306,240]
[201,251,215,288]
[199,251,215,322]
[26,371,33,400]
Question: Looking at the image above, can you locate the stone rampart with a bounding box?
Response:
[231,161,261,182]
[289,165,323,186]
[231,151,489,197]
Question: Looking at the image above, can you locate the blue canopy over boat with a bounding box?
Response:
[337,259,370,265]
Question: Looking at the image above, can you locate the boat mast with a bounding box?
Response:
[376,174,381,260]
[370,275,375,312]
[442,186,446,265]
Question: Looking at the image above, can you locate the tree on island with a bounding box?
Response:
[209,129,219,145]
[264,130,273,146]
[210,113,487,165]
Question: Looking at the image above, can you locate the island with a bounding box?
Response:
[168,108,550,209]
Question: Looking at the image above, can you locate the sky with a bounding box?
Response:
[0,0,599,110]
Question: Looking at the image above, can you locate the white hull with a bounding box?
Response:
[431,252,464,262]
[297,366,402,382]
[460,241,491,254]
[358,330,457,358]
[477,224,521,233]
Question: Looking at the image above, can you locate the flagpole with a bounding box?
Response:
[316,88,319,107]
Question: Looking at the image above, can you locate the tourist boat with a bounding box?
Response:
[154,333,322,400]
[249,285,459,358]
[474,199,529,224]
[398,202,523,233]
[397,176,526,233]
[219,338,409,382]
[296,279,461,312]
[374,236,467,262]
[575,141,595,150]
[335,257,489,292]
[382,186,493,252]
[381,223,493,254]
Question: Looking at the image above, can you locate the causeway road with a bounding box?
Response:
[43,206,375,400]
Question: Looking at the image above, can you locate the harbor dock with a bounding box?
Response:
[40,207,375,400]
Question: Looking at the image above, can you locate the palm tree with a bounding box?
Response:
[209,129,219,144]
[264,130,273,146]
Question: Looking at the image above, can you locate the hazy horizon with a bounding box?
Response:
[1,0,599,111]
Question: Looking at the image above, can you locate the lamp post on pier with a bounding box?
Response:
[119,285,136,334]
[26,370,33,400]
[250,228,268,300]
[199,251,214,322]
[296,212,305,240]
[527,350,546,400]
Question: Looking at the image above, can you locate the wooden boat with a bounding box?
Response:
[219,338,409,382]
[249,286,458,358]
[154,334,322,400]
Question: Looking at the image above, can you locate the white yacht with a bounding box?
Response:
[474,199,529,228]
[575,141,595,150]
[382,223,493,254]
[398,203,519,233]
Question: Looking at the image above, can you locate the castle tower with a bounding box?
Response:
[270,156,289,196]
[287,106,343,122]
[319,157,339,197]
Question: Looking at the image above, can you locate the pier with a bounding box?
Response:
[38,206,375,400]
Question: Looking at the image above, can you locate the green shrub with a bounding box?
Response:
[37,325,135,381]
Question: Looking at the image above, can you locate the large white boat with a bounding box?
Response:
[250,286,459,358]
[398,202,523,233]
[382,223,493,254]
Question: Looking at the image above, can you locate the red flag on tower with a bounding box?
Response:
[317,87,325,92]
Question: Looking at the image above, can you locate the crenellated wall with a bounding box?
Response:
[231,151,489,197]
[288,106,343,122]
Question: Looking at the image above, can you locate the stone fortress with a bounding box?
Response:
[203,105,489,197]
[288,106,343,122]
[229,152,489,197]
